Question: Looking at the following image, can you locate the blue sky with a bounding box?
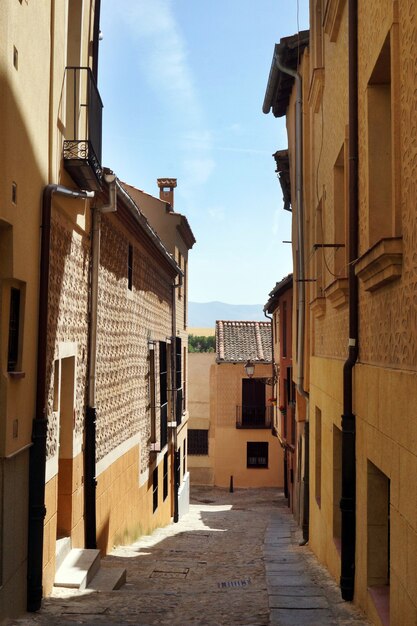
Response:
[99,1,309,305]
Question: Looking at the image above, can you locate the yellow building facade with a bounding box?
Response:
[1,1,195,619]
[0,0,99,617]
[264,1,417,624]
[188,321,284,490]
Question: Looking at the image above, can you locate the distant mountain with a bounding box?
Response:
[188,301,266,329]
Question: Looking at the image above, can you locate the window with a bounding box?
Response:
[240,379,267,428]
[127,244,133,290]
[152,467,158,513]
[175,337,182,390]
[183,439,186,477]
[367,460,390,622]
[7,288,21,372]
[333,144,346,276]
[367,32,399,246]
[149,343,157,446]
[286,367,295,405]
[177,249,183,299]
[188,430,209,455]
[163,453,168,501]
[175,337,183,425]
[247,442,268,468]
[282,301,287,357]
[315,407,322,506]
[159,342,168,449]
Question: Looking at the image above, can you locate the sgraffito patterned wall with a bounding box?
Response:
[97,217,172,472]
[357,0,417,369]
[46,213,90,460]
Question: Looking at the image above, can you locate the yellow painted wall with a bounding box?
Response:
[188,353,216,485]
[96,445,173,554]
[297,1,417,624]
[355,364,417,625]
[309,356,344,583]
[212,363,284,488]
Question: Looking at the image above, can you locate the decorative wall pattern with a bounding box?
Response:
[357,0,417,369]
[46,213,90,459]
[97,217,172,470]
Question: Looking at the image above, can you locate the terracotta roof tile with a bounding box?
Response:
[215,320,272,363]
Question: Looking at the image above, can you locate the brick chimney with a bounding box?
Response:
[157,178,177,209]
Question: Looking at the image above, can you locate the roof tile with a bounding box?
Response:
[216,320,272,363]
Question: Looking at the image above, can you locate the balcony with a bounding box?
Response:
[236,405,273,429]
[63,67,103,192]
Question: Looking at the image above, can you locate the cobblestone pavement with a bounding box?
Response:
[7,487,372,626]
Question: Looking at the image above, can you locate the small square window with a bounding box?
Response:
[188,430,209,455]
[8,287,21,372]
[247,442,268,468]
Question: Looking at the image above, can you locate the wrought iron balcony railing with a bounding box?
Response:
[236,405,273,429]
[63,66,103,191]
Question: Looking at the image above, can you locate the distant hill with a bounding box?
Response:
[188,301,266,328]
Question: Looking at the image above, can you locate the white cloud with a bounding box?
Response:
[122,0,214,199]
[123,0,201,126]
[182,157,216,187]
[207,206,225,222]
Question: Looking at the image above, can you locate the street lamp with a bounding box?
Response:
[244,359,255,378]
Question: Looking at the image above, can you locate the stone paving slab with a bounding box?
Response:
[269,595,329,609]
[270,608,335,625]
[6,487,372,626]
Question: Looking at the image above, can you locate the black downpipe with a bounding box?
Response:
[84,406,97,548]
[340,0,359,602]
[27,185,90,612]
[173,450,180,523]
[171,278,181,523]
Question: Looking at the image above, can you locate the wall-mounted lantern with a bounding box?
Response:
[244,359,255,378]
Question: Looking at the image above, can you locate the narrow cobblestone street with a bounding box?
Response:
[8,488,372,626]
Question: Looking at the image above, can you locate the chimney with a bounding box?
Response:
[157,178,177,209]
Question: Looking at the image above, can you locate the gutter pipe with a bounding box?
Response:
[275,53,310,543]
[171,276,183,523]
[340,0,358,602]
[85,174,116,549]
[28,184,94,612]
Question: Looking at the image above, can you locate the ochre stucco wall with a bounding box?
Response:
[212,363,284,489]
[298,0,417,624]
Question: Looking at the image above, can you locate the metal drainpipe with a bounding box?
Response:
[85,175,116,549]
[341,0,358,602]
[27,184,94,612]
[171,276,182,523]
[275,54,310,543]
